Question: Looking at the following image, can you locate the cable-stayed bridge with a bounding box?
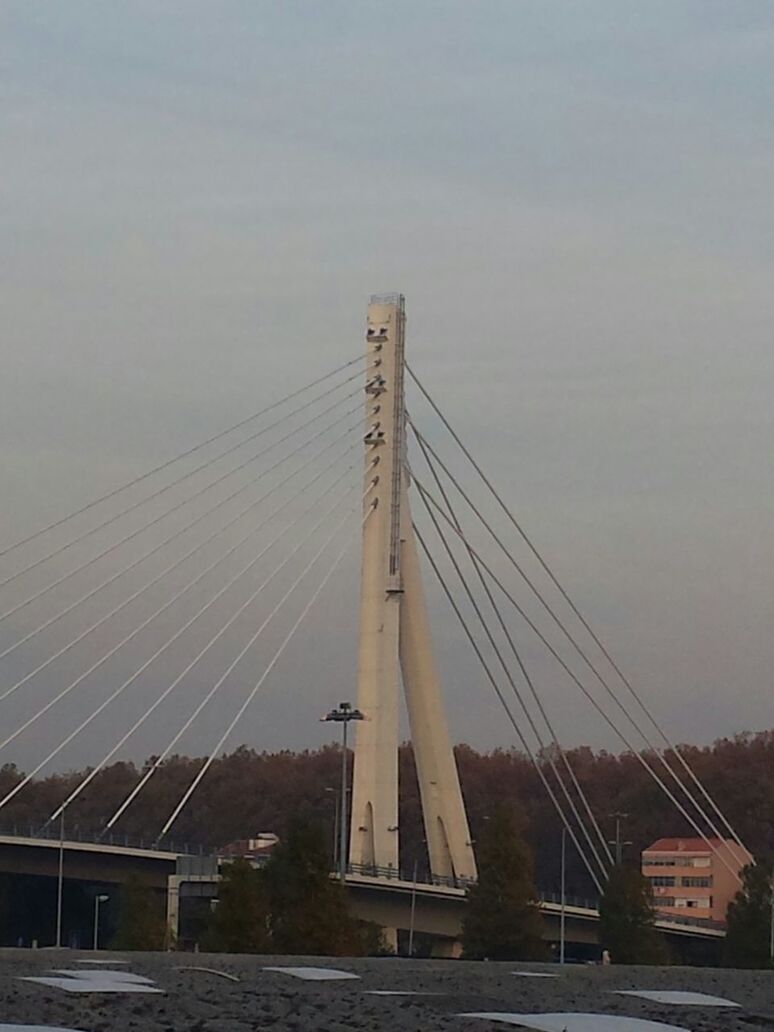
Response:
[0,294,749,952]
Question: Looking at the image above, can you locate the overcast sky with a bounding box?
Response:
[2,2,774,777]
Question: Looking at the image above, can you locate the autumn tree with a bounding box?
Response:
[203,858,270,954]
[462,804,545,960]
[598,863,667,964]
[263,817,365,956]
[7,732,774,906]
[112,877,168,951]
[724,863,773,969]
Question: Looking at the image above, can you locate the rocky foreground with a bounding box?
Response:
[0,949,772,1031]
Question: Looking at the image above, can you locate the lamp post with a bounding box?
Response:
[55,809,65,948]
[93,894,109,951]
[325,786,340,870]
[560,826,566,965]
[608,812,632,865]
[321,702,364,881]
[408,857,419,957]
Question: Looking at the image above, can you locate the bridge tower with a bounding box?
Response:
[348,294,477,884]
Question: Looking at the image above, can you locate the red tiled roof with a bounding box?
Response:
[643,837,727,854]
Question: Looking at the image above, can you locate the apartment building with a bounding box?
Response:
[642,836,752,925]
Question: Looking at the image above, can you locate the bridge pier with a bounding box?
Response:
[349,294,476,885]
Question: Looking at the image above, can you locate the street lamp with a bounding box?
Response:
[55,809,65,948]
[408,854,425,957]
[93,894,109,951]
[321,702,364,882]
[608,812,632,865]
[560,826,566,965]
[324,786,339,870]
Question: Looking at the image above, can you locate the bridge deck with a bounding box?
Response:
[0,834,724,941]
[0,834,181,862]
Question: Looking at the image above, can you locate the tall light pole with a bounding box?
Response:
[408,857,419,957]
[325,787,339,870]
[55,809,65,948]
[322,702,364,881]
[93,894,109,951]
[560,826,566,965]
[608,812,632,865]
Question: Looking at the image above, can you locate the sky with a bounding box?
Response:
[2,1,774,778]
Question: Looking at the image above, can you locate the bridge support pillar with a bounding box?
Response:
[166,875,181,945]
[429,938,463,959]
[349,294,476,884]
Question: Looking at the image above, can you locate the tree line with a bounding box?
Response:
[2,730,773,899]
[3,730,774,966]
[110,804,774,968]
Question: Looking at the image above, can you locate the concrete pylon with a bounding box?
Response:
[348,294,477,883]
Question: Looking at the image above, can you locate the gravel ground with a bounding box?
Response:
[0,950,772,1031]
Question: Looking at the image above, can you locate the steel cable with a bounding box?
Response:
[412,519,604,896]
[411,427,613,872]
[46,464,379,825]
[0,370,363,594]
[0,390,362,627]
[0,408,361,670]
[0,443,361,751]
[413,476,743,884]
[410,424,748,869]
[154,498,375,842]
[0,353,365,560]
[407,365,747,859]
[412,477,609,885]
[36,470,368,824]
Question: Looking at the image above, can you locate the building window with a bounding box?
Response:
[655,897,675,907]
[681,876,712,888]
[644,858,676,866]
[672,898,707,909]
[649,876,676,887]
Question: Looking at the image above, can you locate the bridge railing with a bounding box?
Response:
[345,863,598,910]
[0,823,204,857]
[537,889,600,911]
[346,861,475,889]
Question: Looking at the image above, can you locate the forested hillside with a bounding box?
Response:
[1,730,772,898]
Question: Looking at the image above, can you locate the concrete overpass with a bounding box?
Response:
[0,831,188,947]
[0,832,724,961]
[341,867,724,960]
[0,832,182,888]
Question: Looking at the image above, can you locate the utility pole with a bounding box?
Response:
[325,786,339,870]
[560,826,566,965]
[55,809,65,948]
[608,812,632,865]
[321,702,364,881]
[408,857,419,957]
